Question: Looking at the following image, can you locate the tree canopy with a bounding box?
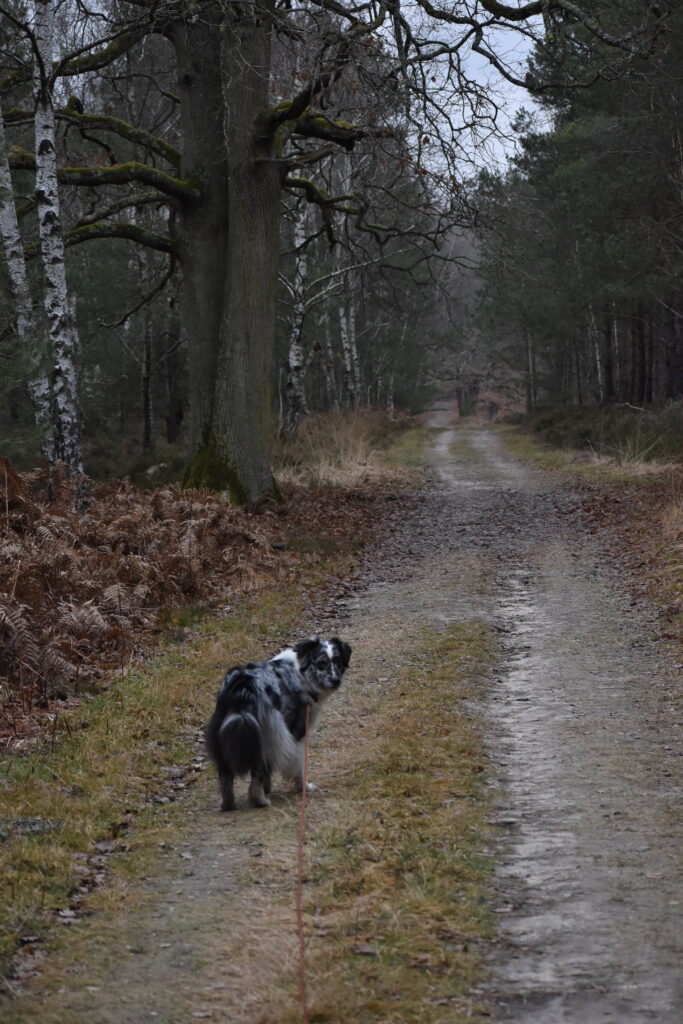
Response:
[0,0,668,498]
[474,0,683,409]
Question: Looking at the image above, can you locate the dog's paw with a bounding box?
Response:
[249,794,272,808]
[248,780,272,808]
[294,777,320,795]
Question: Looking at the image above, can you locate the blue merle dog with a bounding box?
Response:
[205,637,351,810]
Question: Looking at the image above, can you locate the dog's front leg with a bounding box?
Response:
[297,779,319,794]
[293,744,318,795]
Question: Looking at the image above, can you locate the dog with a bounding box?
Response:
[205,636,351,810]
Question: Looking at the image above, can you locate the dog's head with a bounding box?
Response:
[294,636,351,696]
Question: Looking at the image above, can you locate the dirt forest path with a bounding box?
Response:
[342,400,682,1023]
[422,405,683,1022]
[8,401,683,1024]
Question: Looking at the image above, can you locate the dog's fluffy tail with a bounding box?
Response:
[205,671,268,778]
[214,712,264,777]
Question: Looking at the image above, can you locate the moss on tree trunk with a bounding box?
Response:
[182,435,281,506]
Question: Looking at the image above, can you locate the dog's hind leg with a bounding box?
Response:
[219,773,236,812]
[248,770,272,808]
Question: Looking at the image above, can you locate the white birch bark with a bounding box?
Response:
[281,204,310,437]
[588,303,604,402]
[0,95,53,455]
[333,151,361,408]
[321,310,339,409]
[0,106,34,340]
[339,297,357,407]
[33,0,83,473]
[387,371,395,412]
[346,270,361,403]
[612,302,620,392]
[338,275,360,407]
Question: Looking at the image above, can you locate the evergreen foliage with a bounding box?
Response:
[475,2,683,410]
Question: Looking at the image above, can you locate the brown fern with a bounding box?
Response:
[0,456,26,513]
[0,601,42,680]
[1,460,387,746]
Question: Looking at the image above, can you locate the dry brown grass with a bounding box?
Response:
[275,410,427,489]
[500,422,681,480]
[661,495,683,543]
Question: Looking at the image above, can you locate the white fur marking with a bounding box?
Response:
[272,647,299,667]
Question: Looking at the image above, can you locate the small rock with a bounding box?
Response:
[353,944,378,956]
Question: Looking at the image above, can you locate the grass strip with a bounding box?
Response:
[275,411,429,488]
[255,621,497,1024]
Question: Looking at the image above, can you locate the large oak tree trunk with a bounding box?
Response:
[171,5,230,461]
[182,1,281,503]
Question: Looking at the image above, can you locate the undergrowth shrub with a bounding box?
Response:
[523,401,683,463]
[275,408,409,487]
[84,433,189,486]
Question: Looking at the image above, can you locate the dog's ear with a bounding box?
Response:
[294,637,320,671]
[331,637,351,670]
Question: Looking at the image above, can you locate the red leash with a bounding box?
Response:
[295,702,311,1024]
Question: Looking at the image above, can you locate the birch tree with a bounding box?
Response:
[281,201,312,438]
[0,93,53,453]
[279,198,403,432]
[32,0,82,473]
[0,97,33,344]
[339,281,360,407]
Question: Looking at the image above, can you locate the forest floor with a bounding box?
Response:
[1,402,682,1023]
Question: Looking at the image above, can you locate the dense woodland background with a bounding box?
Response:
[0,1,680,487]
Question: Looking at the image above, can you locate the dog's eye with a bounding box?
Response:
[315,656,328,669]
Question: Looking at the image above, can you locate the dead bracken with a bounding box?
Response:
[0,455,403,751]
